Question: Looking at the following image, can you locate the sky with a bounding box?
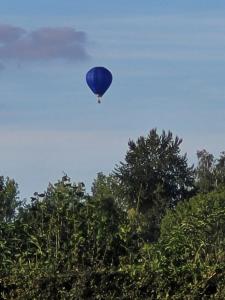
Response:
[0,0,225,199]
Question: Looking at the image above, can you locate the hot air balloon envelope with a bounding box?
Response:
[86,67,112,101]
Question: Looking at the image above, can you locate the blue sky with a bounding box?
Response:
[0,1,225,199]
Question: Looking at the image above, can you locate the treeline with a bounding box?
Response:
[1,129,225,299]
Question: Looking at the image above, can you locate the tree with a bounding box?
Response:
[196,149,215,193]
[1,176,130,299]
[0,176,19,222]
[114,129,196,241]
[91,172,123,207]
[196,150,225,193]
[215,151,225,188]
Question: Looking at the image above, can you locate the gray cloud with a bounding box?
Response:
[0,24,89,64]
[0,24,25,43]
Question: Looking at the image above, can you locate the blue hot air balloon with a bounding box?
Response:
[86,67,113,103]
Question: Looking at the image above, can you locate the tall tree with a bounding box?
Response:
[114,129,196,241]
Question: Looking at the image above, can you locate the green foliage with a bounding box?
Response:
[0,176,133,299]
[144,189,225,299]
[91,172,122,204]
[196,149,225,193]
[1,130,225,299]
[0,176,19,222]
[114,129,196,241]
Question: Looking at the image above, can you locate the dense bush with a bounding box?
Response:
[135,189,225,299]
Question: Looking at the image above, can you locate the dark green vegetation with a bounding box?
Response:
[1,129,225,299]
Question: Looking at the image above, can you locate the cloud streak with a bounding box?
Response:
[0,24,89,66]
